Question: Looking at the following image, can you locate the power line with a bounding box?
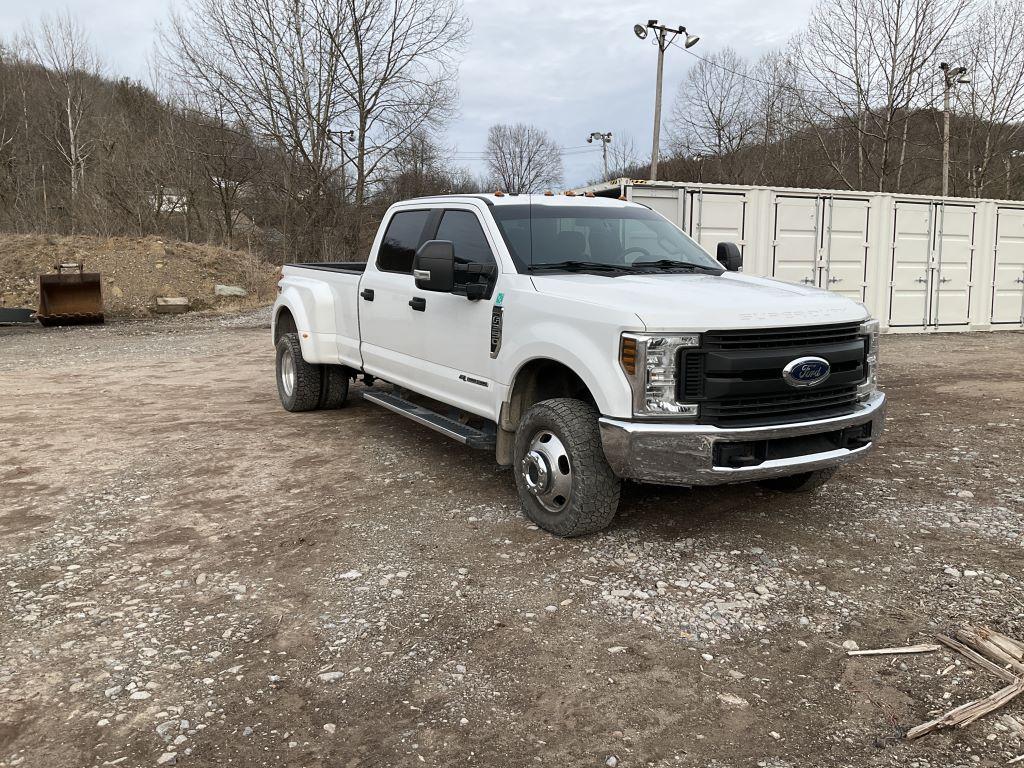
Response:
[450,147,602,160]
[666,37,835,100]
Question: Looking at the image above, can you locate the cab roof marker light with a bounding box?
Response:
[564,190,576,196]
[543,190,554,196]
[493,190,505,197]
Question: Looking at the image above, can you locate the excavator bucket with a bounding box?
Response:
[37,263,105,327]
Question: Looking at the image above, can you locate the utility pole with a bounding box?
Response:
[588,131,613,180]
[635,20,698,181]
[1006,149,1024,199]
[940,62,969,197]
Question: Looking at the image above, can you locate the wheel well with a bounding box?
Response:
[496,359,598,465]
[274,308,297,345]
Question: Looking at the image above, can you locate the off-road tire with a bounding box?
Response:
[513,398,621,537]
[276,333,321,412]
[759,467,838,493]
[318,365,350,409]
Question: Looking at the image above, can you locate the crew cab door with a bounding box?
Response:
[413,207,502,418]
[357,208,431,384]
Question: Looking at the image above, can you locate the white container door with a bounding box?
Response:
[686,190,746,257]
[889,202,976,328]
[772,195,869,299]
[822,198,870,301]
[931,203,975,328]
[772,196,819,287]
[992,207,1024,326]
[889,202,933,327]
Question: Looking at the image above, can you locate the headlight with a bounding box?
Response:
[620,333,700,418]
[857,318,879,400]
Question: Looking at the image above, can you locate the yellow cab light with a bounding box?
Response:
[564,190,576,197]
[494,190,505,197]
[544,190,554,196]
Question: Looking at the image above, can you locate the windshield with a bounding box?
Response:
[490,204,723,274]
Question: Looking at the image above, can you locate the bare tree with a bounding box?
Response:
[667,47,759,182]
[953,0,1024,196]
[23,13,102,209]
[606,133,642,179]
[792,0,970,192]
[327,0,468,249]
[161,0,354,259]
[485,123,563,193]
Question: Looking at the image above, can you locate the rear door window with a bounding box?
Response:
[436,210,496,266]
[377,210,430,273]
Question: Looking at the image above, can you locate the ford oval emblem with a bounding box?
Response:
[782,356,831,388]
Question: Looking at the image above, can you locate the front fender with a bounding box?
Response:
[504,327,634,419]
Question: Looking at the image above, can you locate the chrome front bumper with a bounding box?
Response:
[599,392,886,486]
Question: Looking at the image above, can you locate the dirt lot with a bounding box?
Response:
[1,314,1022,768]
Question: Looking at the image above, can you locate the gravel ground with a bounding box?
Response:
[1,314,1022,768]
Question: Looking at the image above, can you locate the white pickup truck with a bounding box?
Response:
[272,193,885,536]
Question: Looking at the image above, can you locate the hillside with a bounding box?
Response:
[0,235,278,318]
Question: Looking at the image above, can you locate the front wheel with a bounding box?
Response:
[758,467,837,493]
[513,398,621,537]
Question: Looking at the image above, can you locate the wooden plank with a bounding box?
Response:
[980,627,1024,662]
[906,678,1024,740]
[847,644,941,656]
[937,634,1019,684]
[955,628,1024,675]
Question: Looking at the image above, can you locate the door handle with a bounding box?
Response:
[409,296,426,311]
[360,288,374,301]
[828,276,842,284]
[915,277,928,284]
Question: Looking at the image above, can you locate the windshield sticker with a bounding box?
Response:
[495,292,504,306]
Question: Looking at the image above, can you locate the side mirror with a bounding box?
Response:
[717,242,743,272]
[412,240,455,292]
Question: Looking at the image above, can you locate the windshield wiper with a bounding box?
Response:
[528,260,633,273]
[630,259,722,273]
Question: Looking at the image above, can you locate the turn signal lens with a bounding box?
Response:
[620,337,638,376]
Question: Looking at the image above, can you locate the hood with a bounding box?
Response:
[530,272,869,331]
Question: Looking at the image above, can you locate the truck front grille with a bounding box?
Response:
[702,322,863,350]
[681,322,867,428]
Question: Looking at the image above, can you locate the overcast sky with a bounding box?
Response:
[0,0,816,186]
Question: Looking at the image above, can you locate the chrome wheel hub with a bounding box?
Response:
[520,430,572,513]
[280,349,296,397]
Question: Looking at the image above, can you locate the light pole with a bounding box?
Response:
[588,131,613,180]
[634,20,698,181]
[940,62,969,197]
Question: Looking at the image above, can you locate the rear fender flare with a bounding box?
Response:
[274,280,336,363]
